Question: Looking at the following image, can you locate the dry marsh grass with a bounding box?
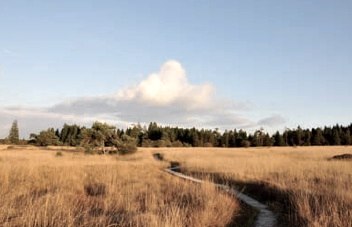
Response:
[158,146,352,227]
[0,145,238,227]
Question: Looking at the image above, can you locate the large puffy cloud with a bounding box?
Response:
[52,60,217,113]
[49,60,254,128]
[116,60,214,109]
[0,60,285,138]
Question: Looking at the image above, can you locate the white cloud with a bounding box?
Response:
[116,60,214,109]
[0,60,286,138]
[48,60,254,128]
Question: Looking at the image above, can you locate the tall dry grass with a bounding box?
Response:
[0,145,238,227]
[159,146,352,227]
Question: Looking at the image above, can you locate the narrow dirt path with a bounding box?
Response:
[165,166,277,227]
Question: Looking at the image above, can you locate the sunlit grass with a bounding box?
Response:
[161,146,352,227]
[0,145,237,227]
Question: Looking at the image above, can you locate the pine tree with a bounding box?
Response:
[8,120,19,144]
[342,129,351,145]
[273,131,285,146]
[312,128,324,145]
[295,126,303,146]
[332,128,341,145]
[263,133,273,146]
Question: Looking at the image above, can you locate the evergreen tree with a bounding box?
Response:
[342,129,351,145]
[273,131,285,146]
[236,130,248,147]
[8,120,19,144]
[251,129,264,147]
[25,121,352,148]
[147,122,163,140]
[332,128,341,145]
[263,133,273,146]
[311,128,324,145]
[30,128,60,146]
[221,130,229,147]
[294,126,303,146]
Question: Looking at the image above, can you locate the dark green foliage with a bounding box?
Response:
[117,143,137,155]
[332,128,341,145]
[59,124,83,146]
[311,128,324,145]
[171,140,184,147]
[263,133,273,146]
[341,129,351,145]
[8,120,19,144]
[250,129,265,147]
[80,122,117,153]
[130,123,352,148]
[30,128,60,146]
[148,122,163,140]
[25,121,352,149]
[72,122,138,155]
[273,131,285,146]
[241,140,251,148]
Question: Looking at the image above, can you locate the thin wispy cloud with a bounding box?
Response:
[257,115,286,127]
[0,49,20,57]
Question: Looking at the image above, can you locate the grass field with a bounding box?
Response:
[0,145,237,227]
[160,146,352,227]
[1,145,351,227]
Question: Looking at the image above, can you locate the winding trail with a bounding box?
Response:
[165,166,277,227]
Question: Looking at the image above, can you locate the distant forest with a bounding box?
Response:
[4,121,351,148]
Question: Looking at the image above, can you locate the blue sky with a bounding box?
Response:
[0,0,351,138]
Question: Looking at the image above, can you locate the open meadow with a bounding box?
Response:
[0,145,237,227]
[1,145,352,227]
[159,146,352,227]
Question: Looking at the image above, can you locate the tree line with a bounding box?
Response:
[128,122,352,147]
[4,120,351,148]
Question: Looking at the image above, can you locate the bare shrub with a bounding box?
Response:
[84,183,107,197]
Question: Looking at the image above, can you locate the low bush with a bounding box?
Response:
[171,140,184,147]
[84,146,96,155]
[331,153,352,160]
[118,143,137,155]
[153,153,164,161]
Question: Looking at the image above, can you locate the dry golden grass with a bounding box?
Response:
[159,146,352,227]
[0,145,238,227]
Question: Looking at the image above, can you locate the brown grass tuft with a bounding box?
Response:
[84,183,107,197]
